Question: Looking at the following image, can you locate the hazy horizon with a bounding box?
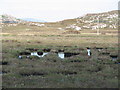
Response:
[0,0,119,22]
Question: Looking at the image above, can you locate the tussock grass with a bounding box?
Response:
[2,24,119,88]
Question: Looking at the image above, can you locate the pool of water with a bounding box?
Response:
[111,57,118,61]
[87,49,91,56]
[31,52,65,59]
[58,52,65,59]
[18,48,118,60]
[31,52,48,57]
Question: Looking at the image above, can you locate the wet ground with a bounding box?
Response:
[18,47,119,61]
[1,46,119,88]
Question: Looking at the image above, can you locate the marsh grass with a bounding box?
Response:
[1,24,119,88]
[2,47,119,88]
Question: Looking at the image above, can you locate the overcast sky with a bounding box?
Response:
[0,0,119,22]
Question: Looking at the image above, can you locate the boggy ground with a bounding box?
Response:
[1,24,119,88]
[1,45,119,88]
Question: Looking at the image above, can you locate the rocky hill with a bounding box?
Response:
[1,10,118,30]
[58,10,118,30]
[0,14,25,23]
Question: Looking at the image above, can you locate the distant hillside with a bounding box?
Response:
[0,14,24,23]
[1,10,118,30]
[0,14,46,23]
[21,18,46,22]
[58,10,118,30]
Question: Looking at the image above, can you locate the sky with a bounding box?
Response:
[0,0,119,22]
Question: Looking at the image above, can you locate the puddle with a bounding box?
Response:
[64,52,80,57]
[18,48,118,60]
[110,55,118,61]
[58,52,65,59]
[18,52,48,59]
[0,61,9,65]
[87,48,91,56]
[31,52,48,57]
[18,51,80,59]
[18,56,22,59]
[112,57,117,61]
[19,51,80,59]
[31,52,65,59]
[37,52,43,55]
